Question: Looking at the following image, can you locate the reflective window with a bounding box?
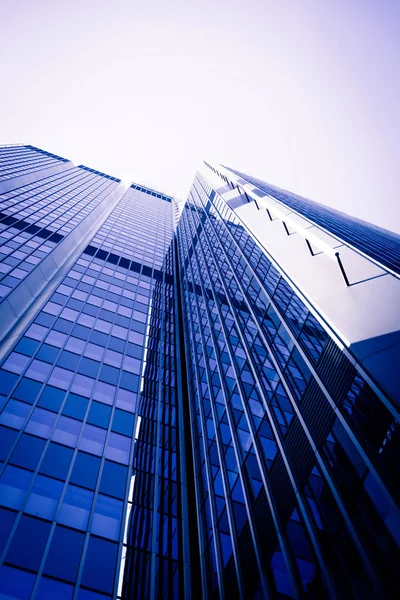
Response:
[70,452,100,490]
[52,415,82,446]
[0,399,31,429]
[62,393,89,420]
[81,536,118,593]
[6,515,51,571]
[87,401,111,429]
[40,442,73,480]
[0,566,35,600]
[36,577,74,600]
[37,385,66,412]
[105,432,131,464]
[58,485,93,530]
[79,424,106,455]
[0,507,17,555]
[99,461,127,498]
[43,525,85,582]
[26,407,56,438]
[25,474,63,519]
[10,434,45,471]
[0,465,33,509]
[91,494,123,541]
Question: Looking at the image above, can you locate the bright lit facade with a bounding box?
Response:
[0,145,399,599]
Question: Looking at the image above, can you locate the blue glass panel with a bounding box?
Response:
[87,402,111,429]
[70,452,100,490]
[105,432,131,464]
[36,343,60,364]
[10,434,45,471]
[91,494,123,541]
[81,536,118,593]
[0,400,30,430]
[77,589,111,600]
[62,393,89,420]
[79,424,106,455]
[25,474,63,519]
[2,352,30,375]
[48,366,74,390]
[0,426,18,461]
[71,374,95,398]
[43,525,84,582]
[0,465,33,509]
[0,370,18,395]
[58,485,93,530]
[78,357,100,379]
[6,515,51,570]
[119,371,139,392]
[13,377,42,404]
[99,364,119,385]
[36,577,74,600]
[40,442,73,480]
[52,415,81,446]
[57,350,80,371]
[25,359,52,382]
[115,388,136,412]
[0,566,35,600]
[15,337,40,357]
[37,385,66,412]
[93,381,115,405]
[25,407,56,438]
[0,507,17,554]
[100,461,128,499]
[112,409,134,436]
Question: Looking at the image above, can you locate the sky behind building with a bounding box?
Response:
[1,0,399,232]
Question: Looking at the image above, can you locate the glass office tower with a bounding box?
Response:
[0,145,400,600]
[176,162,400,600]
[0,145,188,600]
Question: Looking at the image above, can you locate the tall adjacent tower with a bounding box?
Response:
[176,162,400,599]
[0,144,399,600]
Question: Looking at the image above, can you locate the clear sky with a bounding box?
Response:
[1,0,399,232]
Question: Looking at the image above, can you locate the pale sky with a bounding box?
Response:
[1,0,399,233]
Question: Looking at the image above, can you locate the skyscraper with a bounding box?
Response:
[0,144,399,600]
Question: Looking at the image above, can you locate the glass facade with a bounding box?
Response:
[0,145,399,599]
[225,165,400,275]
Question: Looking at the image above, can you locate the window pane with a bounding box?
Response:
[36,577,74,600]
[81,536,118,593]
[43,525,84,582]
[25,474,63,520]
[0,566,35,600]
[100,461,127,499]
[70,452,100,490]
[10,434,45,471]
[52,415,82,446]
[105,432,131,464]
[0,507,17,555]
[25,407,56,438]
[91,494,123,541]
[40,442,73,479]
[0,465,33,509]
[58,485,93,530]
[79,424,106,456]
[6,515,51,571]
[0,400,31,430]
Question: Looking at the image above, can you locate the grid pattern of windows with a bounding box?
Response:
[225,165,400,275]
[90,187,173,271]
[1,145,399,600]
[0,145,69,183]
[0,151,185,599]
[176,171,400,599]
[0,166,118,299]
